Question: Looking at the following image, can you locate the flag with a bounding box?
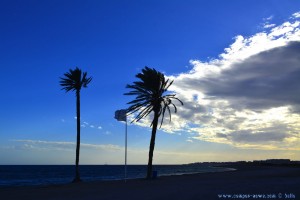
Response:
[115,109,127,122]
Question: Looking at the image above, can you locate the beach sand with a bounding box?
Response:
[1,165,299,200]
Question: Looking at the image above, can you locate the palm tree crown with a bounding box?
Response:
[125,67,183,127]
[60,67,92,93]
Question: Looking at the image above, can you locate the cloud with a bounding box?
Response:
[13,139,122,151]
[262,15,276,29]
[194,42,300,110]
[292,12,300,19]
[73,118,102,130]
[263,23,276,29]
[128,12,300,150]
[264,15,274,21]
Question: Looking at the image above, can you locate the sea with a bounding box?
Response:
[0,164,234,187]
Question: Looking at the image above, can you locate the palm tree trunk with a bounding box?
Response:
[74,90,81,182]
[146,111,159,179]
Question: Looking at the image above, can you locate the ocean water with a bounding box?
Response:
[0,164,233,187]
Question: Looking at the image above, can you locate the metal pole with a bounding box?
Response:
[125,118,127,182]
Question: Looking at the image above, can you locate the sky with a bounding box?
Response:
[0,0,300,165]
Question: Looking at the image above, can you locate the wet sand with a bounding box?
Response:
[1,165,299,200]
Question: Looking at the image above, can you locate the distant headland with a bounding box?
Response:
[187,159,300,166]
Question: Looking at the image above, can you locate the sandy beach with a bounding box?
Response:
[1,165,299,200]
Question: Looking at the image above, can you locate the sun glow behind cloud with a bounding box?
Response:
[132,12,300,151]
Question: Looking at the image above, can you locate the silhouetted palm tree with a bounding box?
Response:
[125,67,183,179]
[60,67,92,182]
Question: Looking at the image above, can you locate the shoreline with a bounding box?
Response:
[1,164,299,200]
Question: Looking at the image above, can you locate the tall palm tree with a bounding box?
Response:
[125,67,183,179]
[60,67,92,182]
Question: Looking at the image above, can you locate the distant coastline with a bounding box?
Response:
[187,158,300,167]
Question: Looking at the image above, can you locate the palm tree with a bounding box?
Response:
[60,67,92,182]
[125,67,183,179]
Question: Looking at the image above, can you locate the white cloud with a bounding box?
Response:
[13,139,122,151]
[73,118,101,130]
[292,12,300,19]
[262,16,276,29]
[81,143,121,151]
[264,15,274,21]
[129,12,300,151]
[263,23,276,29]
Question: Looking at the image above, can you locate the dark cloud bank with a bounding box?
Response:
[182,41,300,112]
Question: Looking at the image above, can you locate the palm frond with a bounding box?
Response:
[159,102,172,128]
[133,105,153,122]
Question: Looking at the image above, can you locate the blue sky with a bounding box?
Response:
[1,0,300,164]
